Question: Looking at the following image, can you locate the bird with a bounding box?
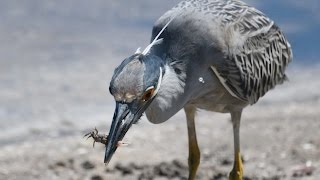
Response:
[90,0,293,179]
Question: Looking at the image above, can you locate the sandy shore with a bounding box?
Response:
[1,66,319,179]
[1,38,320,179]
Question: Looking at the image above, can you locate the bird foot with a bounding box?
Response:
[229,169,243,180]
[229,152,243,180]
[84,128,129,147]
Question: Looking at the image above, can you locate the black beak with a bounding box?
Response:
[104,101,146,164]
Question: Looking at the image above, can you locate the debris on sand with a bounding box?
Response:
[291,161,315,177]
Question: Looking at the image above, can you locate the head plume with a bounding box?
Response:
[136,16,176,56]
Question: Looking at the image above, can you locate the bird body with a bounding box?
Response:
[100,0,292,179]
[146,0,291,122]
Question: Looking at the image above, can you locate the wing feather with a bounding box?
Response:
[216,23,293,104]
[203,0,293,104]
[152,0,293,104]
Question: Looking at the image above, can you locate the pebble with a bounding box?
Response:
[91,175,103,180]
[81,161,95,170]
[115,163,133,175]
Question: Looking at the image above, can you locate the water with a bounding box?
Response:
[0,0,319,146]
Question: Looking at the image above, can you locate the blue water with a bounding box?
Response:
[255,1,320,63]
[0,0,319,64]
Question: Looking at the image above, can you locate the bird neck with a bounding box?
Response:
[145,61,188,124]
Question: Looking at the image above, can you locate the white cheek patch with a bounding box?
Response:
[151,65,185,111]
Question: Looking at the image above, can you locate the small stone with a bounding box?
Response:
[138,167,154,180]
[91,175,103,180]
[55,161,66,167]
[105,168,115,173]
[129,162,145,170]
[220,158,232,166]
[172,159,187,169]
[115,163,133,175]
[81,160,95,170]
[302,143,316,151]
[292,161,315,177]
[213,172,226,180]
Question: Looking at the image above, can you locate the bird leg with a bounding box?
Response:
[229,111,243,180]
[184,106,200,180]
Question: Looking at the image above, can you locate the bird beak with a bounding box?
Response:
[104,100,149,164]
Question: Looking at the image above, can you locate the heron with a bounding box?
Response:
[87,0,292,179]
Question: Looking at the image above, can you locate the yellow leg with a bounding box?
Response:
[184,106,200,180]
[229,111,243,180]
[229,152,243,180]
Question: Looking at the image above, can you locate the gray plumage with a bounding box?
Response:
[103,0,292,179]
[151,0,292,105]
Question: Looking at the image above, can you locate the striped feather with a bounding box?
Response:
[155,0,293,104]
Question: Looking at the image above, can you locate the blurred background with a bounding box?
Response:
[0,0,319,180]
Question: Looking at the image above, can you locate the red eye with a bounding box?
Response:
[142,87,155,102]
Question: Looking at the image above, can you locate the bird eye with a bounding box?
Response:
[142,87,155,102]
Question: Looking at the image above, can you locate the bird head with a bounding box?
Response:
[104,53,164,164]
[104,17,175,164]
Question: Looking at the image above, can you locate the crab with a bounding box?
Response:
[84,128,128,147]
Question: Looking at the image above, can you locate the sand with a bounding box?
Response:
[0,64,319,180]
